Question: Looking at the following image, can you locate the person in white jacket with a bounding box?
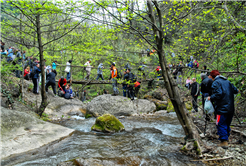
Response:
[65,60,72,80]
[84,60,93,80]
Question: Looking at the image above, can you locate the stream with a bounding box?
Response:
[2,112,205,166]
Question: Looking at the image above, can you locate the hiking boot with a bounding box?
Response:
[218,141,228,149]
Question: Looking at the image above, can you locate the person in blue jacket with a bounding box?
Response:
[32,63,41,94]
[207,70,239,148]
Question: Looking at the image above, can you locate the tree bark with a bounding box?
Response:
[147,0,204,152]
[36,13,48,117]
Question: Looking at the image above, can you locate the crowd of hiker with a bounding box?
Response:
[184,69,239,149]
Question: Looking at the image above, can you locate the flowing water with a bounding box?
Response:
[2,113,205,166]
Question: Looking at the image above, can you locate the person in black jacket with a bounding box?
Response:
[200,73,213,112]
[45,69,57,95]
[123,68,135,100]
[190,78,199,112]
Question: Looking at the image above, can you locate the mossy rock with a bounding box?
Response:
[91,114,125,133]
[147,98,168,111]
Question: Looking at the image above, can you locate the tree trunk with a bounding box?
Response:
[36,13,48,116]
[147,0,204,153]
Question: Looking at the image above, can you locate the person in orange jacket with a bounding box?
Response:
[110,62,119,96]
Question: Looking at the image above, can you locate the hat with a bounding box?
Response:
[112,62,115,66]
[210,70,220,78]
[61,76,64,79]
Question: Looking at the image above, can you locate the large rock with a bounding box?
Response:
[91,114,125,133]
[86,95,156,117]
[44,97,86,120]
[1,107,74,159]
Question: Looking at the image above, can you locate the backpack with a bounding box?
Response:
[30,68,35,79]
[64,92,70,99]
[116,69,122,79]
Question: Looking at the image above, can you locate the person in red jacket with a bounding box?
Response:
[24,66,31,80]
[58,76,67,92]
[134,81,141,98]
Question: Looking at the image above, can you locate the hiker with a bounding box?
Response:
[190,78,199,113]
[15,49,22,78]
[84,60,93,80]
[193,59,199,73]
[7,47,13,62]
[52,60,57,70]
[58,76,67,92]
[1,40,5,51]
[168,63,173,71]
[110,62,119,96]
[185,77,192,89]
[82,90,86,102]
[203,65,210,76]
[46,63,52,73]
[32,63,41,94]
[103,89,107,94]
[45,69,57,95]
[96,63,104,80]
[207,70,239,148]
[172,64,178,80]
[1,49,7,59]
[124,68,136,100]
[65,60,72,80]
[138,62,146,79]
[156,66,162,78]
[177,62,183,84]
[134,81,141,98]
[64,84,74,99]
[24,66,31,80]
[22,51,26,60]
[200,73,213,112]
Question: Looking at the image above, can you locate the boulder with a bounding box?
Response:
[148,98,168,111]
[91,114,125,133]
[1,107,74,159]
[86,95,156,117]
[44,97,86,120]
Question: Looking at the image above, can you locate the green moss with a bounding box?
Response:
[180,145,187,151]
[91,123,103,131]
[91,114,125,133]
[167,99,174,112]
[193,141,201,155]
[85,113,92,119]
